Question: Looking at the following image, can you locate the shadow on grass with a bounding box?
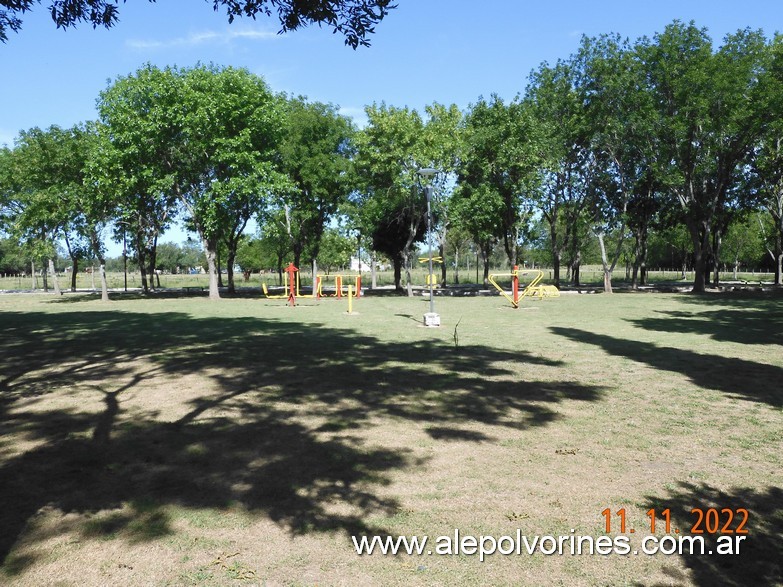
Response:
[637,482,782,587]
[0,307,604,573]
[627,292,783,347]
[549,327,783,407]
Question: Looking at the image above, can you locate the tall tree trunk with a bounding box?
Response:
[689,227,708,293]
[202,236,221,300]
[371,252,377,289]
[71,258,78,291]
[454,246,460,285]
[572,250,581,287]
[137,235,149,293]
[597,233,613,294]
[712,230,722,286]
[776,226,783,286]
[393,256,403,291]
[48,258,61,295]
[481,242,491,286]
[98,262,109,302]
[552,250,561,288]
[404,249,414,298]
[439,242,447,287]
[31,260,37,290]
[227,248,236,294]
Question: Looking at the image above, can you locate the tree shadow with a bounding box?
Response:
[0,308,605,573]
[638,482,782,587]
[549,327,783,408]
[627,293,783,347]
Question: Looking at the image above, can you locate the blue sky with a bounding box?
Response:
[2,0,782,254]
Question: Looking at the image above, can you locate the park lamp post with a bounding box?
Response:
[418,167,441,327]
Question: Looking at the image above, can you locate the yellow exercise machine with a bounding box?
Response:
[487,266,560,308]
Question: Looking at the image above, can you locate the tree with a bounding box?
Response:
[355,102,459,295]
[450,185,499,285]
[750,34,783,285]
[721,213,765,279]
[98,64,287,299]
[641,21,769,292]
[95,66,182,293]
[276,97,355,282]
[457,96,539,271]
[0,0,395,47]
[317,227,354,272]
[526,57,594,288]
[579,34,660,293]
[258,211,294,282]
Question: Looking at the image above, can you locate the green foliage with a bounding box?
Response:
[317,227,355,272]
[0,0,396,48]
[98,63,288,297]
[155,241,204,273]
[275,97,355,266]
[0,237,27,273]
[455,95,539,266]
[355,102,461,288]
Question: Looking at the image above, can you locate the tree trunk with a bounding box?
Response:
[227,248,236,294]
[31,260,38,290]
[776,231,783,286]
[71,258,78,291]
[216,247,224,289]
[393,256,403,291]
[454,246,460,285]
[481,243,491,286]
[137,238,149,293]
[99,263,110,302]
[203,237,221,300]
[439,242,447,287]
[712,230,722,286]
[552,250,561,288]
[371,253,377,289]
[597,233,613,294]
[572,250,581,287]
[404,249,414,298]
[312,258,318,296]
[48,258,61,295]
[685,215,711,293]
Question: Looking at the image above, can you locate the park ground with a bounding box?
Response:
[0,289,781,586]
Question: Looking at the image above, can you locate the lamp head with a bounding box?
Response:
[417,167,440,178]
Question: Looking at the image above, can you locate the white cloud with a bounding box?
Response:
[126,28,278,50]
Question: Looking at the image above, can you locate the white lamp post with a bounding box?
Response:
[418,167,440,327]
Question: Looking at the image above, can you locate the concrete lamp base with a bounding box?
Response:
[423,312,441,327]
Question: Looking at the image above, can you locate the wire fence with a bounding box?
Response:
[1,267,777,293]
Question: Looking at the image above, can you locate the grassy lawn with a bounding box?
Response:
[0,289,781,586]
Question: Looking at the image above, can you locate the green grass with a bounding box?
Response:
[0,289,781,585]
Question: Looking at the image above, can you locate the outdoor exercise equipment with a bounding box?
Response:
[285,262,298,306]
[488,266,560,308]
[320,274,362,298]
[262,265,362,307]
[419,256,443,288]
